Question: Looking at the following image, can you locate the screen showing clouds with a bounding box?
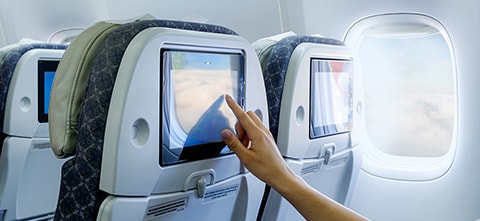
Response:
[161,50,244,165]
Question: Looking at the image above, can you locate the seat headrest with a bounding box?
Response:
[48,20,124,158]
[252,31,297,67]
[252,33,344,140]
[0,42,66,134]
[0,39,43,62]
[49,16,238,158]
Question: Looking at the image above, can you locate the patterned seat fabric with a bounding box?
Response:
[261,35,344,140]
[53,19,237,220]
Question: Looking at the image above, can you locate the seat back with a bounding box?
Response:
[0,43,67,220]
[50,18,268,220]
[252,34,362,220]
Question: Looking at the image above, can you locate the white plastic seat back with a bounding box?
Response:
[0,43,67,221]
[50,18,268,221]
[252,34,362,221]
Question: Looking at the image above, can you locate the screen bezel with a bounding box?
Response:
[309,58,353,139]
[160,47,246,166]
[37,60,60,123]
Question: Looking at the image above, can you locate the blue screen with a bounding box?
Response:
[43,71,55,114]
[38,60,59,123]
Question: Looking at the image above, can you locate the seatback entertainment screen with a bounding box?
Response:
[38,60,60,123]
[161,49,245,165]
[310,58,353,138]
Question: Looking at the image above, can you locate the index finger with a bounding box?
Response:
[225,94,259,134]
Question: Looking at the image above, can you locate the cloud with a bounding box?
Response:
[365,92,454,157]
[358,32,455,157]
[172,69,239,133]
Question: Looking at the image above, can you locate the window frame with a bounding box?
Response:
[344,13,458,181]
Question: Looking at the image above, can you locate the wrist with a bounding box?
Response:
[270,169,306,197]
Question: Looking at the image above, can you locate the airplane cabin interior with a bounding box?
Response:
[0,0,479,220]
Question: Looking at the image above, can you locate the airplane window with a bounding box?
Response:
[359,33,454,157]
[345,13,457,180]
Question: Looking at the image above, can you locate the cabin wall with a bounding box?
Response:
[103,0,285,43]
[0,0,286,46]
[0,0,109,46]
[283,0,480,220]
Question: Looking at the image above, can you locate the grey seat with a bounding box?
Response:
[0,43,67,220]
[253,34,362,220]
[50,18,267,220]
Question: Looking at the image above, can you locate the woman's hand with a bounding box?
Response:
[221,94,368,221]
[221,95,295,188]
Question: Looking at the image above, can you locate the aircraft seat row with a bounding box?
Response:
[0,42,67,220]
[0,15,360,221]
[252,32,361,220]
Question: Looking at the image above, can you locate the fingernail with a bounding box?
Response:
[221,129,234,139]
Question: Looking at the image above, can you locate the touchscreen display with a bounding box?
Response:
[38,60,60,123]
[310,58,353,138]
[161,50,245,165]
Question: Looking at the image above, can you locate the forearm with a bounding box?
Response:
[271,173,367,221]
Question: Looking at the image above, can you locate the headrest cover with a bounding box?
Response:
[252,31,297,68]
[48,21,125,158]
[253,33,344,140]
[0,42,66,133]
